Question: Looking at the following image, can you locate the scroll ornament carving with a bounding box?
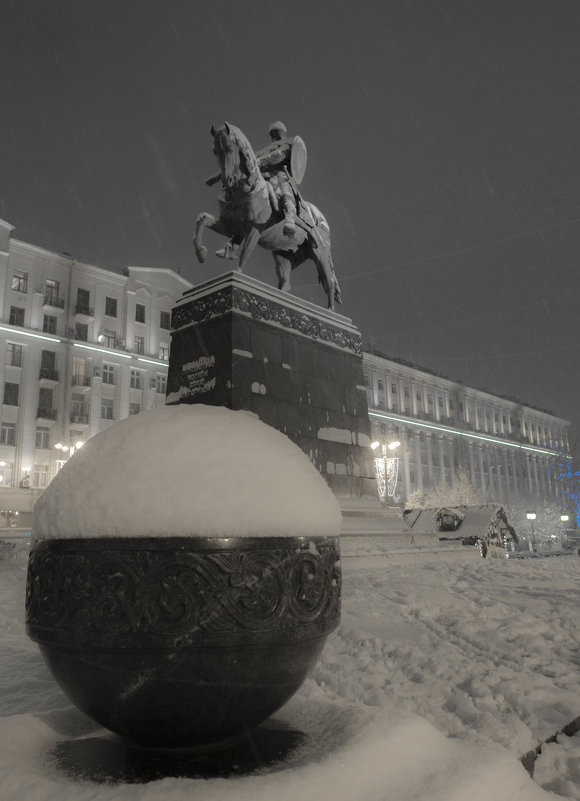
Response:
[26,537,341,648]
[172,288,361,354]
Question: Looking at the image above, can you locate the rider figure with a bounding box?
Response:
[214,121,300,260]
[256,121,297,238]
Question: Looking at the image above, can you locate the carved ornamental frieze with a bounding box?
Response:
[26,536,341,649]
[171,287,362,355]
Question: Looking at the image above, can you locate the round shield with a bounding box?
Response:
[290,136,308,184]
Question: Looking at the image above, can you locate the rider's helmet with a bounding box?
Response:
[269,121,287,137]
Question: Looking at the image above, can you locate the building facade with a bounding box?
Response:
[363,350,570,505]
[0,216,569,523]
[0,218,192,526]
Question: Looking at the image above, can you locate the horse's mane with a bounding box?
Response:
[225,124,260,184]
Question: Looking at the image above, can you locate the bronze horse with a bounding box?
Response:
[193,123,342,310]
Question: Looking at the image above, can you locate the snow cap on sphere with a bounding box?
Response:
[33,404,342,539]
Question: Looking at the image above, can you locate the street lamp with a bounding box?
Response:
[371,440,401,503]
[55,440,85,458]
[526,511,537,552]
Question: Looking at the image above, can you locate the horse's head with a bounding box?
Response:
[210,122,258,190]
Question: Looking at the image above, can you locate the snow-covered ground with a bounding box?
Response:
[1,536,579,800]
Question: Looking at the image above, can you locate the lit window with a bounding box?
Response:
[130,369,142,389]
[160,310,170,329]
[35,427,50,449]
[101,398,114,420]
[0,422,15,446]
[9,306,25,327]
[0,462,14,486]
[32,465,48,489]
[159,344,169,360]
[156,373,167,394]
[135,304,146,323]
[6,343,22,367]
[134,335,145,354]
[11,271,28,293]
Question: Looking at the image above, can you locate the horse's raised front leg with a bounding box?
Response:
[238,227,261,272]
[193,212,216,263]
[274,253,292,292]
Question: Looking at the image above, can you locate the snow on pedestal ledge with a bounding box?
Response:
[33,404,342,539]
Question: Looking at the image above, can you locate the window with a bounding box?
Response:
[38,387,54,411]
[40,350,57,379]
[416,392,422,402]
[391,384,397,394]
[160,310,170,329]
[9,306,25,326]
[156,373,167,394]
[0,423,15,446]
[404,388,410,398]
[363,374,370,388]
[105,296,118,317]
[11,271,28,293]
[0,462,14,487]
[45,279,60,305]
[102,329,116,347]
[130,369,142,389]
[102,364,115,385]
[6,343,22,367]
[3,382,19,406]
[71,393,86,422]
[43,315,57,334]
[380,423,387,435]
[35,427,50,449]
[129,403,141,416]
[76,288,91,315]
[134,335,145,354]
[32,465,48,489]
[75,323,88,341]
[101,398,114,420]
[135,303,146,323]
[377,379,384,391]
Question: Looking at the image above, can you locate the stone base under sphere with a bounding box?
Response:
[25,535,341,749]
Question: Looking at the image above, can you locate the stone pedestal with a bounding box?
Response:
[166,272,375,498]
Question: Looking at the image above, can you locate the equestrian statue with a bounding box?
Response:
[194,121,342,310]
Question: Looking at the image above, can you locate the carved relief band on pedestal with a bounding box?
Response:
[171,287,362,355]
[26,536,341,650]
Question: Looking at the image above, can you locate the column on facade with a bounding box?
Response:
[426,433,435,484]
[448,438,456,488]
[413,432,423,491]
[468,441,476,486]
[401,436,411,499]
[532,455,540,497]
[478,445,485,492]
[437,436,445,483]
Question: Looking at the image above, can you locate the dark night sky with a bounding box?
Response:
[2,0,580,449]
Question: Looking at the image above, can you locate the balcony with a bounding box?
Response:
[70,413,89,425]
[37,407,58,421]
[43,294,65,310]
[75,304,95,318]
[71,374,91,389]
[39,368,59,383]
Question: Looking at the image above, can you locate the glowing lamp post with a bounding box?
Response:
[372,440,401,503]
[526,511,537,552]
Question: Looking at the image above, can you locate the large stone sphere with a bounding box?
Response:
[26,405,342,748]
[25,534,340,748]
